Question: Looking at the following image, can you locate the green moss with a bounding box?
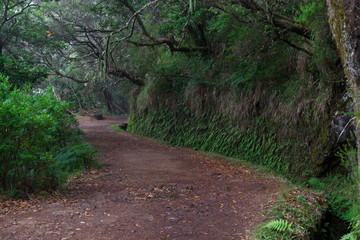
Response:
[311,126,329,167]
[109,124,124,132]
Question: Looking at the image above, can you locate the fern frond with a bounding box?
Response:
[262,219,293,232]
[340,232,357,240]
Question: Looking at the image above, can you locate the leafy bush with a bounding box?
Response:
[0,74,97,193]
[0,56,47,88]
[52,143,100,186]
[253,188,327,240]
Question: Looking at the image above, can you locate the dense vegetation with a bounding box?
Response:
[0,72,99,194]
[1,0,359,238]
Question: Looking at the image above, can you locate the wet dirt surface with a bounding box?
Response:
[0,117,285,240]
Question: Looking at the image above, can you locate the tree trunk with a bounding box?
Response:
[326,0,360,193]
[102,88,127,115]
[103,88,114,114]
[0,41,3,57]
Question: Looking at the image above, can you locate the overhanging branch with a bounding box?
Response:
[219,0,312,39]
[53,70,89,84]
[127,39,207,53]
[108,68,144,86]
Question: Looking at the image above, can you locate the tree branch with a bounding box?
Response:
[127,39,207,53]
[7,2,39,22]
[277,36,313,56]
[122,0,159,42]
[108,68,144,86]
[53,70,89,84]
[224,0,312,39]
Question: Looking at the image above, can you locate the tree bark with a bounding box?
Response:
[0,41,3,57]
[102,88,126,115]
[326,0,360,194]
[108,69,145,86]
[103,88,114,114]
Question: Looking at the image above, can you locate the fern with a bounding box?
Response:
[340,232,357,240]
[263,219,293,233]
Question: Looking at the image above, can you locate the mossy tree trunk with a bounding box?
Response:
[326,0,360,193]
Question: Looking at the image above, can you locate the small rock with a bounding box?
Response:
[168,216,179,222]
[178,184,194,190]
[248,183,266,191]
[18,219,35,226]
[146,185,155,192]
[119,123,128,130]
[142,213,155,221]
[51,203,63,207]
[101,216,117,224]
[207,172,222,176]
[229,179,244,184]
[108,196,118,202]
[91,114,104,120]
[217,174,228,181]
[221,186,231,191]
[113,190,129,201]
[90,192,106,202]
[52,210,73,216]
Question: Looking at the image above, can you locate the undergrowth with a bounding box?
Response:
[0,75,101,194]
[306,176,358,239]
[109,124,124,132]
[253,187,327,240]
[129,106,290,176]
[52,143,101,186]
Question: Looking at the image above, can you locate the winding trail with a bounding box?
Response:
[0,117,284,240]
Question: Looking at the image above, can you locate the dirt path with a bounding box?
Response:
[0,117,284,240]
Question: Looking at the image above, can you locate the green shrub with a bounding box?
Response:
[0,74,97,193]
[0,56,47,88]
[52,143,101,186]
[253,188,327,240]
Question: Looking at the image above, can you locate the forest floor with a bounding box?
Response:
[0,117,286,240]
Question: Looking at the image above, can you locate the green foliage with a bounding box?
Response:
[253,187,327,240]
[206,6,295,93]
[319,144,360,239]
[296,0,339,74]
[0,57,47,88]
[0,74,98,193]
[52,143,100,184]
[109,124,124,132]
[308,177,326,190]
[262,219,293,233]
[307,175,357,239]
[158,2,188,36]
[129,106,289,176]
[340,232,357,240]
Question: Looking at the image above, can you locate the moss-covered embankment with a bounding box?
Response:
[128,81,353,239]
[129,77,350,181]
